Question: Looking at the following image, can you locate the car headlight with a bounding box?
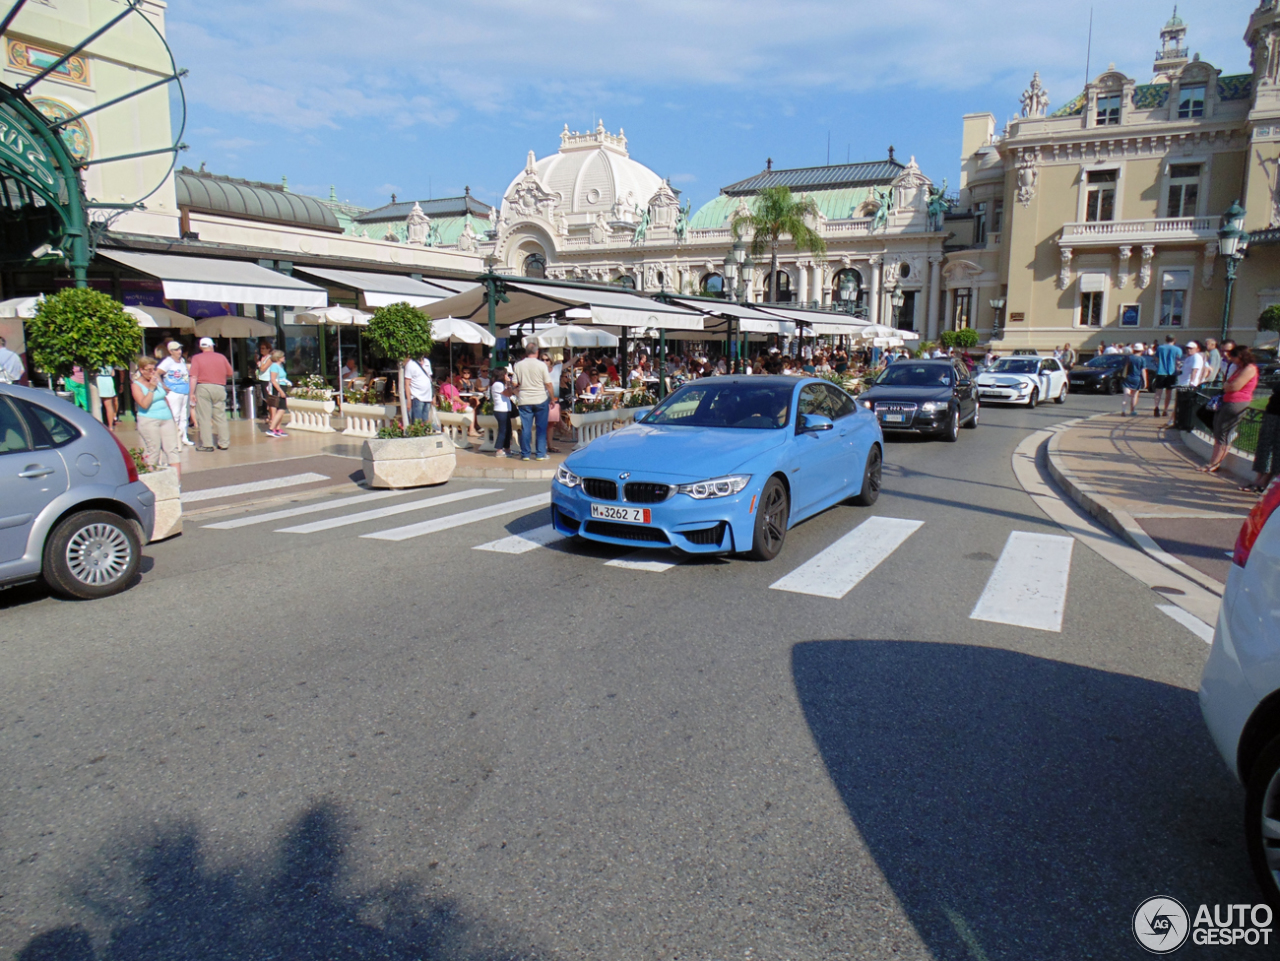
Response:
[676,474,752,499]
[555,464,581,488]
[860,399,873,409]
[919,401,943,413]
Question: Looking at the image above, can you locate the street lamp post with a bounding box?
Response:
[989,297,1006,336]
[736,253,755,371]
[722,242,741,371]
[890,287,905,327]
[1217,201,1250,344]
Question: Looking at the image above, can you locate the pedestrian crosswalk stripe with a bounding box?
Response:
[1156,603,1214,643]
[181,472,330,504]
[474,524,565,554]
[276,489,499,534]
[769,516,924,599]
[970,531,1074,633]
[604,549,683,573]
[203,489,406,529]
[362,493,551,542]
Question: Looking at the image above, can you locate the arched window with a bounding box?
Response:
[701,273,725,296]
[523,252,546,278]
[833,268,863,309]
[764,271,792,303]
[614,274,636,289]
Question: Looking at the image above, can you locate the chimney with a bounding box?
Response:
[766,157,773,171]
[888,146,895,162]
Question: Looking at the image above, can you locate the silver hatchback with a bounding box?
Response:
[0,384,156,599]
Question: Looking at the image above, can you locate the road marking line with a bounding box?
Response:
[604,549,682,572]
[362,493,551,542]
[769,516,924,599]
[181,472,330,504]
[1157,603,1214,643]
[203,490,406,529]
[277,489,499,534]
[474,524,565,554]
[970,530,1074,632]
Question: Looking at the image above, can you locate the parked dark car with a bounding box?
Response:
[1,384,156,599]
[857,359,979,442]
[1068,354,1127,394]
[1255,346,1280,390]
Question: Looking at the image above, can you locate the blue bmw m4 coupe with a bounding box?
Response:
[550,376,884,560]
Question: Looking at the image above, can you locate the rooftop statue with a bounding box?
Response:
[1020,72,1050,118]
[674,200,691,243]
[632,203,651,245]
[405,202,430,245]
[926,180,951,232]
[870,186,895,233]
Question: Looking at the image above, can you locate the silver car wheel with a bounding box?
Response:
[65,522,134,586]
[1261,765,1280,885]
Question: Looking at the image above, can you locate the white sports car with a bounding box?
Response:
[974,356,1069,407]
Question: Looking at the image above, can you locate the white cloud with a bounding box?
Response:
[166,0,1250,132]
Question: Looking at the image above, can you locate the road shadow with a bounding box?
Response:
[17,801,546,961]
[791,640,1255,960]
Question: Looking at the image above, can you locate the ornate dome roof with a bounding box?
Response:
[499,121,664,222]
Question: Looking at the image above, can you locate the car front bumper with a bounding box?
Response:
[976,384,1034,402]
[874,408,950,433]
[551,479,755,554]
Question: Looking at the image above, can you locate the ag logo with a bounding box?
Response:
[1133,896,1190,954]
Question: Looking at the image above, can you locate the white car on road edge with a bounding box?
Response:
[1200,479,1280,906]
[974,356,1069,407]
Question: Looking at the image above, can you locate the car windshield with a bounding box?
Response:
[875,364,954,387]
[1085,355,1126,368]
[990,359,1039,374]
[643,381,792,429]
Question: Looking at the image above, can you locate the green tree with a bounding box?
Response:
[731,186,827,303]
[364,301,434,428]
[26,288,142,420]
[1259,304,1280,333]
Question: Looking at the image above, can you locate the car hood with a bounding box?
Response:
[565,422,788,479]
[860,385,953,404]
[1069,366,1110,376]
[975,371,1036,385]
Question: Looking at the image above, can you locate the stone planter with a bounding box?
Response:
[476,412,522,451]
[567,408,619,449]
[361,434,457,489]
[435,409,475,450]
[342,401,399,438]
[286,396,337,433]
[141,467,182,541]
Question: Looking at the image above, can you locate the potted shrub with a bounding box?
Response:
[619,389,657,424]
[286,374,337,433]
[128,447,182,540]
[26,288,142,422]
[363,301,434,430]
[567,395,618,448]
[361,420,456,488]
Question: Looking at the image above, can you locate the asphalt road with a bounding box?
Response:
[0,392,1256,961]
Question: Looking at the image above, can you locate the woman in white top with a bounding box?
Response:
[489,368,513,457]
[157,341,194,446]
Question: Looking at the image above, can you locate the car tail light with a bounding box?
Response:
[109,430,140,483]
[1233,480,1280,568]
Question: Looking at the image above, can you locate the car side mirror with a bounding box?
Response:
[633,409,648,422]
[958,378,972,388]
[799,413,834,433]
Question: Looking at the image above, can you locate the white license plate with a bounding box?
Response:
[882,413,906,423]
[980,390,1005,397]
[590,503,652,524]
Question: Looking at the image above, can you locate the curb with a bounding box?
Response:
[1044,414,1226,597]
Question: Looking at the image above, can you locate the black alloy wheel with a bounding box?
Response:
[942,407,960,442]
[964,401,980,428]
[1245,735,1280,910]
[850,446,882,506]
[1106,377,1119,395]
[747,477,789,561]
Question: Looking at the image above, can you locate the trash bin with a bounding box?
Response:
[1173,388,1198,432]
[242,386,256,421]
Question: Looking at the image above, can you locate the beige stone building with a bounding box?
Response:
[947,4,1280,351]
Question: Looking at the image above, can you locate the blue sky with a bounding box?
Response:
[167,0,1252,214]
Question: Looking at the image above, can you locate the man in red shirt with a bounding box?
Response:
[188,337,235,450]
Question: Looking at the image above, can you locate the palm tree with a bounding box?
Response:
[731,186,827,303]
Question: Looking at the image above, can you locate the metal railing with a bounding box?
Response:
[1190,388,1264,455]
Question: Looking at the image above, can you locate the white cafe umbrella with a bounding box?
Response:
[124,305,196,330]
[525,324,619,349]
[0,294,45,318]
[194,315,278,338]
[853,323,919,342]
[294,307,371,377]
[432,317,496,380]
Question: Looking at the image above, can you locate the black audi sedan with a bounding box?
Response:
[856,358,979,442]
[1067,354,1126,394]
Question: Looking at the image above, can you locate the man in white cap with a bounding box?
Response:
[1167,340,1207,429]
[188,336,234,451]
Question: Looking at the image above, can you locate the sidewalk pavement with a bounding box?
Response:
[1046,412,1257,593]
[114,414,570,514]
